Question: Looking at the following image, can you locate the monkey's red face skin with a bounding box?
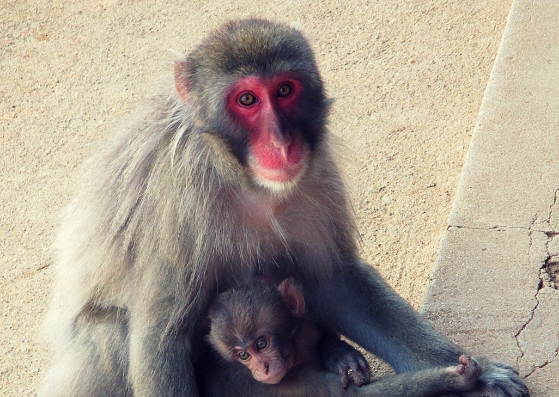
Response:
[227,74,307,186]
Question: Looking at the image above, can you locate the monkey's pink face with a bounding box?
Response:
[232,335,295,385]
[227,75,307,187]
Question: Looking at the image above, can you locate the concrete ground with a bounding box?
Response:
[422,1,559,396]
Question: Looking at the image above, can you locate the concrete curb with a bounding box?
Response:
[421,1,559,395]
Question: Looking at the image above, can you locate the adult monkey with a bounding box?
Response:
[41,19,529,397]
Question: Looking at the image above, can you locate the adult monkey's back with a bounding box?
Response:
[41,19,529,397]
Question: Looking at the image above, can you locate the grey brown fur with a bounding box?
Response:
[41,19,529,397]
[199,279,483,397]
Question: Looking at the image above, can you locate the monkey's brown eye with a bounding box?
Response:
[237,351,250,361]
[239,93,257,106]
[255,338,268,350]
[277,83,292,98]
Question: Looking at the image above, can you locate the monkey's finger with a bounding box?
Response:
[358,356,370,370]
[358,357,371,374]
[350,370,368,386]
[341,372,349,389]
[357,357,372,380]
[348,365,371,386]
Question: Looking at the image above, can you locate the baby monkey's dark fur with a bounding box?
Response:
[199,279,482,397]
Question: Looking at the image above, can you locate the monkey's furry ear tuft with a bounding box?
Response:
[174,59,192,104]
[278,279,306,317]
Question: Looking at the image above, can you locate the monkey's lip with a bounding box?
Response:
[253,163,304,183]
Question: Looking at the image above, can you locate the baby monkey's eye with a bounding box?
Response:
[255,338,268,350]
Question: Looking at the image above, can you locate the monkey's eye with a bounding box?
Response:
[239,93,257,106]
[255,338,268,350]
[237,351,250,361]
[277,83,292,98]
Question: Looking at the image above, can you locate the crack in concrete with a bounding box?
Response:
[515,188,559,375]
[515,226,542,369]
[524,349,559,379]
[447,224,530,231]
[540,258,558,290]
[449,189,559,234]
[541,189,559,290]
[547,189,559,227]
[444,189,559,375]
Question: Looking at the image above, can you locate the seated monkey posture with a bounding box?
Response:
[197,279,482,397]
[40,19,528,397]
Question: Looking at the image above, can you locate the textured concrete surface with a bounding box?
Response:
[422,0,559,396]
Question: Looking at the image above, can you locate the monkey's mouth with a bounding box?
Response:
[261,369,289,385]
[248,136,309,186]
[253,162,305,183]
[258,360,291,385]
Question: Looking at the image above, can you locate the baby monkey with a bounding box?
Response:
[197,279,482,397]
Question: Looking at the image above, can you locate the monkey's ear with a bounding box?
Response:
[278,279,305,317]
[174,59,192,104]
